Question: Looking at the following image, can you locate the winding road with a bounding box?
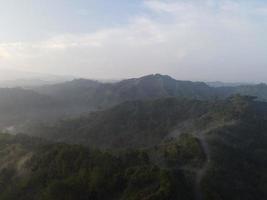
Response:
[194,133,210,200]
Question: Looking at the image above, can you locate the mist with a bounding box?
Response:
[1,1,267,199]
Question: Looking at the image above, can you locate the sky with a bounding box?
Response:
[0,0,266,82]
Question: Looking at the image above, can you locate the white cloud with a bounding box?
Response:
[1,0,267,81]
[254,7,267,16]
[76,9,89,16]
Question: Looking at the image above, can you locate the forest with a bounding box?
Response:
[0,76,267,200]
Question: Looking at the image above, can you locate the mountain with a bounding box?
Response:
[2,74,267,116]
[35,74,267,110]
[218,83,267,101]
[3,73,267,134]
[34,74,217,109]
[0,74,267,200]
[0,88,61,129]
[0,80,99,130]
[0,79,66,88]
[0,68,74,88]
[35,78,102,106]
[5,95,267,200]
[108,74,215,100]
[206,81,253,87]
[0,87,94,131]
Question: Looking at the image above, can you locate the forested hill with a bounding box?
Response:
[25,95,263,150]
[0,88,61,129]
[34,74,267,106]
[217,83,267,100]
[0,133,191,200]
[1,74,267,134]
[2,95,267,200]
[24,98,212,148]
[34,74,217,108]
[2,75,267,118]
[0,74,217,130]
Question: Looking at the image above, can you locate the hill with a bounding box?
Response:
[0,95,267,199]
[0,88,62,129]
[35,74,267,109]
[0,133,193,200]
[24,98,213,148]
[0,74,217,131]
[2,74,267,136]
[218,83,267,101]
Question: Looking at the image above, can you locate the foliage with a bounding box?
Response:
[0,134,193,200]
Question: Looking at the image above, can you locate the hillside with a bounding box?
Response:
[0,74,218,131]
[24,95,257,149]
[0,133,193,200]
[218,83,267,101]
[34,74,267,109]
[0,95,266,200]
[24,98,213,149]
[2,74,267,133]
[35,74,217,108]
[0,88,63,129]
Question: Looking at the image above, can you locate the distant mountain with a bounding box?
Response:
[35,79,102,105]
[0,79,65,88]
[34,74,217,109]
[207,81,253,87]
[218,83,267,101]
[0,68,73,87]
[108,74,215,100]
[2,74,267,132]
[0,88,62,129]
[35,74,267,108]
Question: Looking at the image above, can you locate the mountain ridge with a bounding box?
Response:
[1,73,267,134]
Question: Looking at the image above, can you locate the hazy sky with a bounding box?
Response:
[0,0,266,82]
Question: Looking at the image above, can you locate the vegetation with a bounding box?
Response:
[24,98,212,149]
[0,133,193,200]
[1,74,267,199]
[2,74,267,131]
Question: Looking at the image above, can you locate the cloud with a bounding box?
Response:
[76,9,90,16]
[144,0,194,13]
[0,48,11,59]
[1,0,267,81]
[255,7,267,16]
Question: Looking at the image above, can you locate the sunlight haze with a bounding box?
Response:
[0,0,266,82]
